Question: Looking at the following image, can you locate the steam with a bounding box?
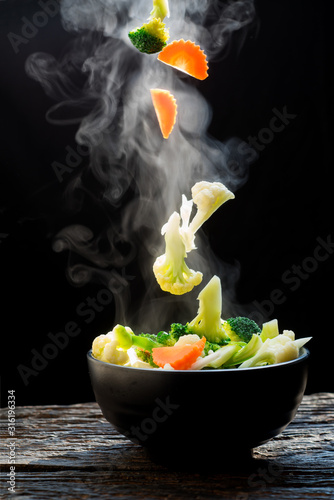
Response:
[26,0,258,331]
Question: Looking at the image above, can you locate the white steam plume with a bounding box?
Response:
[25,0,258,331]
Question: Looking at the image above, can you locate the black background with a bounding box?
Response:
[1,0,333,407]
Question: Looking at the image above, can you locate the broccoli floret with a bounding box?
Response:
[203,341,224,356]
[223,317,261,344]
[169,322,190,340]
[188,276,230,344]
[128,0,170,54]
[128,20,168,54]
[113,325,162,352]
[135,348,159,367]
[154,331,174,346]
[153,324,190,346]
[153,211,203,295]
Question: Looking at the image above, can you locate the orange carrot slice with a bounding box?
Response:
[157,39,209,80]
[152,336,206,370]
[150,88,177,139]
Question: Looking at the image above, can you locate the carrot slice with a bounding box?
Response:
[157,39,209,80]
[150,88,177,139]
[152,336,206,370]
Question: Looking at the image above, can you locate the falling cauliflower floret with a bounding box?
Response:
[189,181,235,234]
[153,211,203,295]
[153,181,235,295]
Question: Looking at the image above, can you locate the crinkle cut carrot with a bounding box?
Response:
[150,88,177,139]
[157,39,209,80]
[152,336,206,370]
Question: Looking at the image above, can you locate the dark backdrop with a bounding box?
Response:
[1,0,333,407]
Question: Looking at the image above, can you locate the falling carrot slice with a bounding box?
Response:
[157,39,209,80]
[150,88,177,139]
[152,336,206,370]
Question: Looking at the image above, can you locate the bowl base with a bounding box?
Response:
[144,445,254,472]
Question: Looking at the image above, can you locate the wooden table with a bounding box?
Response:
[1,393,333,499]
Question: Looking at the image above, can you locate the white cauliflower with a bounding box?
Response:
[174,334,201,347]
[153,181,235,295]
[92,331,130,365]
[189,181,235,234]
[239,331,312,368]
[153,211,203,295]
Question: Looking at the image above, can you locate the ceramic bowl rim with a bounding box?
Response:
[87,346,309,373]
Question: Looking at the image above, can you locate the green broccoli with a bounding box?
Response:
[188,276,230,344]
[203,341,224,356]
[169,323,190,340]
[146,323,190,347]
[135,349,159,367]
[223,317,261,344]
[113,325,162,352]
[128,0,170,54]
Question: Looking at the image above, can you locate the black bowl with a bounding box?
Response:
[87,348,309,468]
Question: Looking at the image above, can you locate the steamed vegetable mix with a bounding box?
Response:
[152,335,206,369]
[153,181,235,295]
[128,0,170,54]
[92,276,312,370]
[157,39,209,80]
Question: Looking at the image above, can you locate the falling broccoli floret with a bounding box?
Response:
[128,19,169,54]
[223,317,261,344]
[128,0,170,54]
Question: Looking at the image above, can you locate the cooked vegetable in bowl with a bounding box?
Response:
[91,275,311,371]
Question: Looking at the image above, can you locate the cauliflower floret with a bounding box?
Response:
[162,363,175,370]
[282,329,295,341]
[153,182,234,296]
[92,333,130,365]
[239,333,307,368]
[189,181,235,234]
[153,211,203,295]
[188,275,230,344]
[179,194,196,252]
[191,343,240,370]
[263,334,299,364]
[174,334,201,347]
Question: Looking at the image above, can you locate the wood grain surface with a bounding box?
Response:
[1,393,333,499]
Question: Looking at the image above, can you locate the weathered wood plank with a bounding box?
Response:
[1,394,333,499]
